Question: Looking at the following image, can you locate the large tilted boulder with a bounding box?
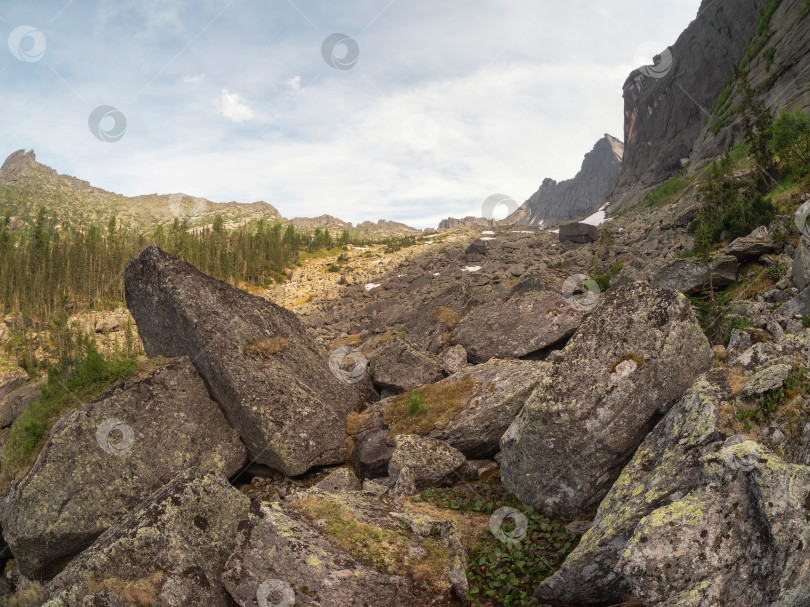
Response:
[651,254,738,294]
[222,489,468,605]
[619,441,810,606]
[451,289,584,363]
[500,282,712,520]
[536,330,810,605]
[41,471,249,606]
[369,338,444,393]
[0,357,246,580]
[352,360,545,479]
[124,245,359,476]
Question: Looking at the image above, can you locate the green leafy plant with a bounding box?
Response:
[406,389,427,416]
[415,475,579,606]
[592,262,623,293]
[1,333,138,490]
[737,365,810,430]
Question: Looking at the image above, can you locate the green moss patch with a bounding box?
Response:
[383,375,482,438]
[293,495,451,584]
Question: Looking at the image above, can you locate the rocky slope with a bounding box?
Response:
[504,134,623,228]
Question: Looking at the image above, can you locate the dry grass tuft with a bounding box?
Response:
[383,374,481,439]
[245,337,288,358]
[346,410,372,436]
[431,306,461,330]
[85,570,166,606]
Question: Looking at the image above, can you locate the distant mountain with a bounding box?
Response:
[437,216,494,230]
[504,134,623,228]
[0,150,418,237]
[288,215,419,238]
[609,0,810,212]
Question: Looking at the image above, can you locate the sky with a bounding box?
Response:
[1,0,701,229]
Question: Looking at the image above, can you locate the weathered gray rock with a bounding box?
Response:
[501,282,712,520]
[792,235,810,292]
[651,254,738,293]
[369,338,443,393]
[388,435,471,496]
[451,289,584,363]
[0,378,42,429]
[0,357,246,580]
[0,360,27,401]
[618,441,810,607]
[315,467,361,493]
[124,245,358,476]
[723,226,778,261]
[536,331,810,604]
[442,344,468,375]
[352,425,395,480]
[42,471,249,606]
[352,360,546,479]
[558,222,598,243]
[222,489,468,605]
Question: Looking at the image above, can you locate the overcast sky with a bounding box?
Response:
[1,0,701,229]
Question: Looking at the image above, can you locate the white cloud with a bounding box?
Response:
[215,89,255,122]
[284,76,301,91]
[182,74,205,84]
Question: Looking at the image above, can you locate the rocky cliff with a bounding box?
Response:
[504,134,623,228]
[609,0,810,212]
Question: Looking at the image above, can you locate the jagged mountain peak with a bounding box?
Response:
[503,133,623,229]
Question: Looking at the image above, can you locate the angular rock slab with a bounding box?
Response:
[651,254,738,294]
[723,225,778,261]
[0,357,246,580]
[124,245,359,476]
[500,282,712,520]
[534,372,726,604]
[619,441,810,607]
[559,222,598,243]
[452,289,584,363]
[368,338,444,393]
[41,471,249,606]
[352,359,546,479]
[536,330,810,604]
[222,489,467,606]
[388,435,471,496]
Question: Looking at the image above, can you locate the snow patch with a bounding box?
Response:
[365,283,381,291]
[462,266,482,272]
[480,237,495,241]
[580,203,611,227]
[481,230,495,235]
